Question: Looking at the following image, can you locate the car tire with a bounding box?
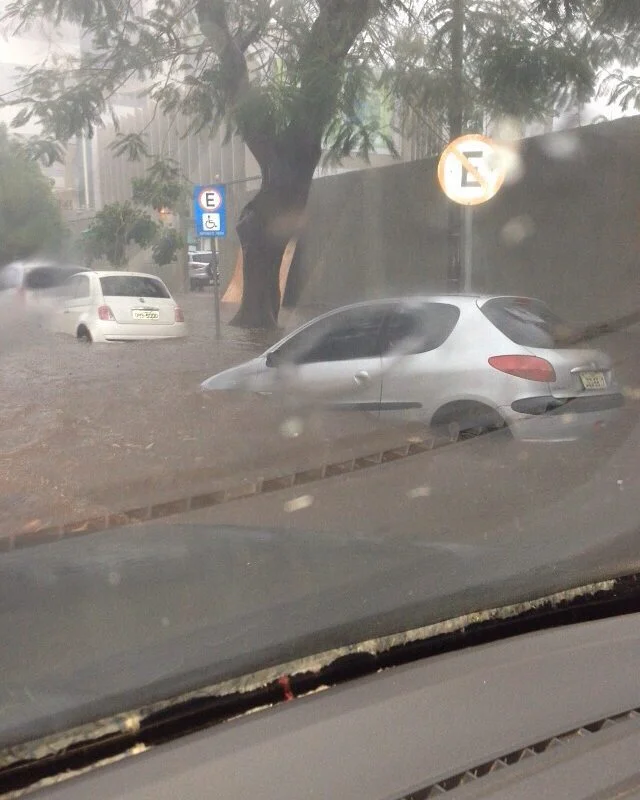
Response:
[431,402,509,443]
[77,325,93,344]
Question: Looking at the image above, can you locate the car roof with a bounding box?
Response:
[5,259,68,272]
[88,271,167,279]
[312,294,537,315]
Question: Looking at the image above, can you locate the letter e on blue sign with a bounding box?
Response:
[194,185,226,238]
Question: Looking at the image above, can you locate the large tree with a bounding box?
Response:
[2,0,400,327]
[387,0,597,135]
[534,0,640,110]
[0,126,66,268]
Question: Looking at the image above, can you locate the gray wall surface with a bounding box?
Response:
[294,116,640,325]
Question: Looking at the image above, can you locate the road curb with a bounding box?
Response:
[5,434,448,551]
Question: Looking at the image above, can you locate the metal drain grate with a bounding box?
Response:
[400,708,640,799]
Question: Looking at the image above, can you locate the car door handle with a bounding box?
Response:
[63,309,70,314]
[354,370,371,386]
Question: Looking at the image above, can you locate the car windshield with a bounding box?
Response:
[99,275,170,298]
[2,0,640,782]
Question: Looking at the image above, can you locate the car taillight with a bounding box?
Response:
[488,355,556,383]
[97,305,115,321]
[175,307,184,323]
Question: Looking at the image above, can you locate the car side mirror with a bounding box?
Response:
[265,351,280,368]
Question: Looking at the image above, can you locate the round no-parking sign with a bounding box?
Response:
[438,134,506,206]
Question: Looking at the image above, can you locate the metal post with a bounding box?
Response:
[446,0,465,293]
[463,205,473,292]
[213,239,221,340]
[81,134,91,209]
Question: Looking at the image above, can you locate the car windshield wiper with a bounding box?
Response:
[2,572,639,798]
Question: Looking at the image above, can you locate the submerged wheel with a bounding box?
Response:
[77,325,93,343]
[431,402,508,442]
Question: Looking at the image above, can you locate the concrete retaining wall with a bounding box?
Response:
[294,116,640,324]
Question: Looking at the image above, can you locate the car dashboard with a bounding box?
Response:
[33,611,640,800]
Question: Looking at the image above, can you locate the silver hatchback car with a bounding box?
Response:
[201,295,624,442]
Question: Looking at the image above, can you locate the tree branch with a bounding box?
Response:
[195,0,273,166]
[288,0,384,146]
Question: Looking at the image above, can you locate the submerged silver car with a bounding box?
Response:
[201,295,624,442]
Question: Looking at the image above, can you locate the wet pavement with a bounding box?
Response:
[2,290,640,539]
[0,294,414,535]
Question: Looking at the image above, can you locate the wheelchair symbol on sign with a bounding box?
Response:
[202,213,221,231]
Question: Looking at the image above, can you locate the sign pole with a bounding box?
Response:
[213,239,221,341]
[463,205,473,292]
[447,204,463,293]
[437,135,506,293]
[193,183,227,342]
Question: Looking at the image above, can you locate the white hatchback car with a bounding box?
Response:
[54,271,187,343]
[201,295,624,443]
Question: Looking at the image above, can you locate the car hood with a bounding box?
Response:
[201,356,273,392]
[1,519,639,751]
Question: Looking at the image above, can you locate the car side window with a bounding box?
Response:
[272,308,389,365]
[382,304,461,354]
[300,308,389,363]
[74,275,91,300]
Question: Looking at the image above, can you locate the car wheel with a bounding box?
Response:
[431,402,508,443]
[77,325,93,344]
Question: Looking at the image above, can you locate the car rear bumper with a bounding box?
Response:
[92,321,187,342]
[501,393,624,442]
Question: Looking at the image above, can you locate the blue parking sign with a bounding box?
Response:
[194,184,226,238]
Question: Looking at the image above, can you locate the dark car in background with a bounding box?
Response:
[0,259,84,326]
[188,250,219,292]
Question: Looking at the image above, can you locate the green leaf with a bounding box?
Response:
[109,132,150,161]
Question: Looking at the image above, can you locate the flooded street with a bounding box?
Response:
[2,290,640,540]
[0,294,401,534]
[1,294,274,531]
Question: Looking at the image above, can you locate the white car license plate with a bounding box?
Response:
[580,371,607,390]
[132,309,159,320]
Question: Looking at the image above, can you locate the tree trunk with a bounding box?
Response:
[231,198,286,328]
[282,236,305,308]
[230,142,319,329]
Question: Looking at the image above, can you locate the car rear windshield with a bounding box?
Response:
[23,266,78,290]
[100,276,170,299]
[480,297,576,349]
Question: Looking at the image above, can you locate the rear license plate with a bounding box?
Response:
[579,371,607,390]
[132,309,159,320]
